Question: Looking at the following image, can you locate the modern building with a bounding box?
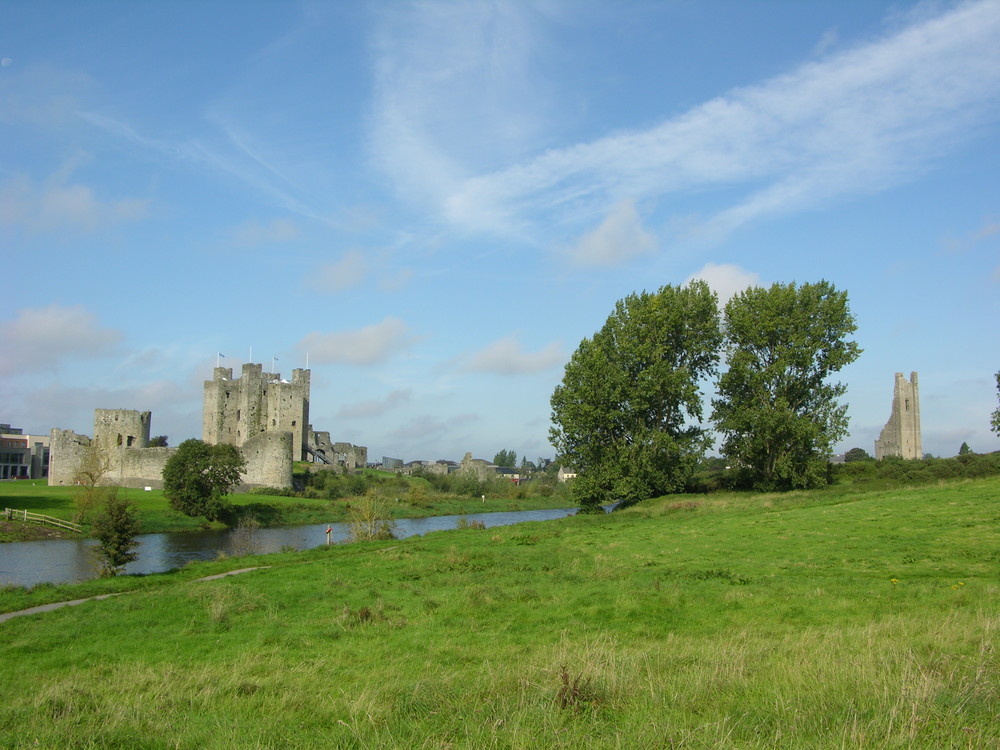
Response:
[0,425,49,480]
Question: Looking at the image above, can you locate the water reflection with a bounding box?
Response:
[0,507,577,588]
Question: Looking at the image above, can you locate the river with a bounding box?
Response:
[0,507,578,588]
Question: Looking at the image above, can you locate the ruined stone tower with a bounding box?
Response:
[874,372,922,460]
[49,409,172,488]
[93,408,151,450]
[203,363,310,461]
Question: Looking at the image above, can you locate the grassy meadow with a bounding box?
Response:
[1,476,997,747]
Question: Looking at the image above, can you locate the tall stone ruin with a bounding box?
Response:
[874,372,922,460]
[203,363,310,461]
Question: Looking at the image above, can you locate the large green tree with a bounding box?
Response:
[162,439,246,521]
[550,281,722,511]
[712,280,861,491]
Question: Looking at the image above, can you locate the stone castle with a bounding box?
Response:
[49,363,366,489]
[874,371,922,460]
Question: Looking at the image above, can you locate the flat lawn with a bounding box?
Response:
[0,481,572,540]
[1,477,997,748]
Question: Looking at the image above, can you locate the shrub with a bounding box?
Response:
[91,488,140,577]
[346,493,397,543]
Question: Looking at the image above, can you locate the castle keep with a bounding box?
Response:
[203,364,310,461]
[874,371,922,460]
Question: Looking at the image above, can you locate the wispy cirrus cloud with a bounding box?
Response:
[369,1,554,210]
[297,317,417,366]
[373,1,1000,247]
[461,335,564,375]
[0,304,123,376]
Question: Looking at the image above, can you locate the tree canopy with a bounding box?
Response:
[493,449,518,467]
[550,281,721,511]
[712,280,861,491]
[162,439,246,521]
[844,447,873,463]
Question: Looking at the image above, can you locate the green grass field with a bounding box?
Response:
[0,479,573,541]
[1,476,997,748]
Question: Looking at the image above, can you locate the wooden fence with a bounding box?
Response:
[3,508,83,534]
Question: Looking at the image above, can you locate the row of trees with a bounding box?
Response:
[550,280,862,511]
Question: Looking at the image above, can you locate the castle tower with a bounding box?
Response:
[93,409,151,450]
[874,372,922,460]
[202,363,310,461]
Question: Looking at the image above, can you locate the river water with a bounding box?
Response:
[0,507,578,588]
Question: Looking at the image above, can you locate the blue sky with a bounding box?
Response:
[2,0,998,463]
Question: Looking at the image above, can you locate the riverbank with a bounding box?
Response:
[0,481,574,541]
[1,476,996,748]
[0,519,74,543]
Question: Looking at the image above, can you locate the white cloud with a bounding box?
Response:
[307,250,369,294]
[568,199,656,267]
[438,1,1000,241]
[685,262,761,306]
[297,317,415,366]
[337,388,412,419]
[0,305,123,376]
[0,176,148,235]
[463,335,564,375]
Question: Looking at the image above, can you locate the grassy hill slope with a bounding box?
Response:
[1,477,997,748]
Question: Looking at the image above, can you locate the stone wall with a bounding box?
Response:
[48,428,91,486]
[458,452,495,480]
[107,447,173,489]
[874,371,922,460]
[50,419,292,490]
[239,431,293,488]
[307,429,367,472]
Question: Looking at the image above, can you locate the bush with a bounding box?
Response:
[832,451,1000,486]
[346,493,397,543]
[91,488,140,577]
